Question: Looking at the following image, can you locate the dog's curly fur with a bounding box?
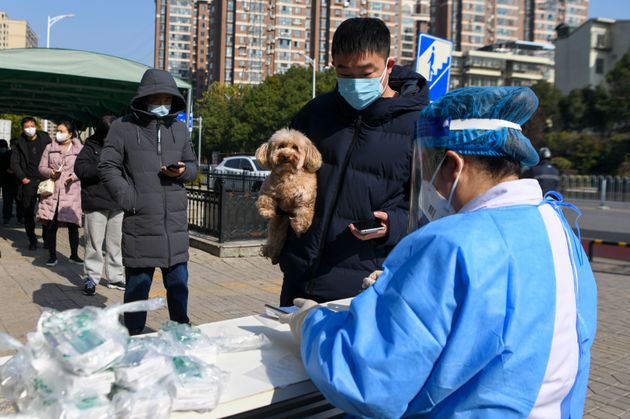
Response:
[255,128,322,264]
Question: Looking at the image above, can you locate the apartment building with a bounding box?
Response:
[154,0,212,96]
[0,11,38,50]
[432,0,588,52]
[155,0,430,88]
[449,40,555,88]
[526,0,588,43]
[555,18,630,94]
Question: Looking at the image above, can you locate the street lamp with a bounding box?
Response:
[297,52,317,99]
[47,14,75,48]
[45,14,74,132]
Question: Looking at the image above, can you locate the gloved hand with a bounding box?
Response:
[362,270,383,289]
[278,298,319,347]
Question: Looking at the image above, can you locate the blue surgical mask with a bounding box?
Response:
[148,104,171,118]
[337,62,389,110]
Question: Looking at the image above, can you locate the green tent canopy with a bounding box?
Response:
[0,48,192,128]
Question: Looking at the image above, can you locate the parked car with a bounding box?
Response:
[210,156,270,192]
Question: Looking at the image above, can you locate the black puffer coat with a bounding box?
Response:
[74,135,120,212]
[99,69,198,268]
[279,65,429,304]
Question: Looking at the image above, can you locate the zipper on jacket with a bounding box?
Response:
[157,120,171,267]
[157,121,162,158]
[307,114,362,295]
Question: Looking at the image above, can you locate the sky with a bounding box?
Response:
[1,0,629,67]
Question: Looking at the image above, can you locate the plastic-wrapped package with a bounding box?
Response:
[64,369,115,396]
[214,333,271,353]
[114,337,174,390]
[0,332,49,411]
[112,385,172,419]
[0,335,30,404]
[159,321,217,364]
[168,355,228,412]
[37,299,165,376]
[46,394,114,419]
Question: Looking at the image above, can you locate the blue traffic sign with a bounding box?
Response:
[415,33,453,102]
[177,112,194,132]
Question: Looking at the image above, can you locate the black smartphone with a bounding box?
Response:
[264,304,291,319]
[354,219,385,235]
[166,162,185,170]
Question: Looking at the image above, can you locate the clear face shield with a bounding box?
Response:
[408,118,460,232]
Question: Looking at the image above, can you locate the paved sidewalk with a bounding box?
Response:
[1,222,630,417]
[0,222,282,345]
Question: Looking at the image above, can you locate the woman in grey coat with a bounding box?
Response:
[99,69,198,334]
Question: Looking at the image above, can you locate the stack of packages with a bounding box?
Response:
[0,298,268,418]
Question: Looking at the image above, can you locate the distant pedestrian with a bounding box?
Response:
[10,117,51,250]
[1,139,23,225]
[522,147,560,195]
[74,115,125,296]
[99,69,198,335]
[37,120,83,266]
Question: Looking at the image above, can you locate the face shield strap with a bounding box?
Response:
[449,119,522,131]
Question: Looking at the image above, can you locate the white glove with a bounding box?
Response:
[278,298,319,347]
[362,270,383,289]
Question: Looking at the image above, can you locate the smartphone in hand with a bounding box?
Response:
[264,304,298,319]
[354,219,385,235]
[166,162,186,171]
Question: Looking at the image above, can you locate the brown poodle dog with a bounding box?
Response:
[255,128,322,264]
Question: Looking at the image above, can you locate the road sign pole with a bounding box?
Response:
[198,116,202,167]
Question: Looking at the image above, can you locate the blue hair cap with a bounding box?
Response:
[417,86,540,166]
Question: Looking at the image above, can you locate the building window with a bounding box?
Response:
[595,58,604,75]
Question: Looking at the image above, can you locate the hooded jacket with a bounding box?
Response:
[98,69,198,268]
[280,65,429,304]
[74,134,120,212]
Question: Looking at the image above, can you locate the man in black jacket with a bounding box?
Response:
[99,69,197,334]
[521,147,560,195]
[10,117,51,250]
[75,115,125,296]
[1,138,24,225]
[279,17,429,305]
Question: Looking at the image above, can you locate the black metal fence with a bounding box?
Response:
[560,175,630,202]
[186,173,630,243]
[187,173,268,242]
[204,172,267,193]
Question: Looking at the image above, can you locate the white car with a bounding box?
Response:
[211,156,270,192]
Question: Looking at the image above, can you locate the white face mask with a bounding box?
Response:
[24,127,37,137]
[420,155,462,222]
[55,132,69,143]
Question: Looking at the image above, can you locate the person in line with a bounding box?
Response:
[0,139,22,225]
[522,146,561,195]
[278,17,429,305]
[74,115,125,296]
[5,138,25,225]
[99,68,198,335]
[37,120,83,266]
[10,118,51,250]
[280,87,597,418]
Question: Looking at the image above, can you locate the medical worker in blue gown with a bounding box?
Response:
[279,86,597,418]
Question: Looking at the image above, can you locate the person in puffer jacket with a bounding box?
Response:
[99,69,198,334]
[278,17,429,305]
[75,115,126,296]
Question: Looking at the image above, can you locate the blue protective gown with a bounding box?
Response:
[300,181,597,418]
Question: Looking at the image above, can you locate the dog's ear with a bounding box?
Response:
[255,142,270,168]
[304,139,322,173]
